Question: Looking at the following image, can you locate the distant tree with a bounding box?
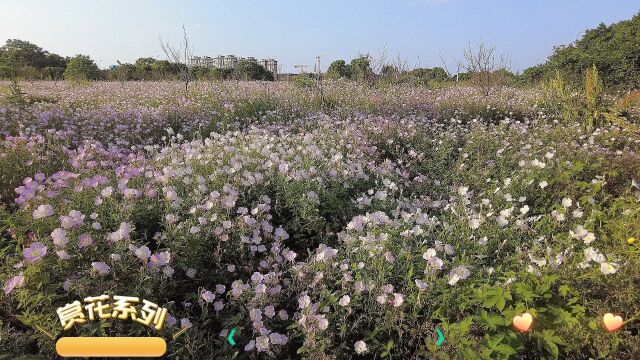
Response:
[64,55,99,81]
[159,26,194,94]
[44,53,67,69]
[209,67,233,81]
[519,64,547,84]
[42,66,65,81]
[135,57,156,71]
[350,55,374,83]
[326,60,351,79]
[191,66,210,80]
[458,40,511,96]
[113,62,137,82]
[431,67,449,81]
[523,12,640,89]
[0,39,47,68]
[151,60,173,80]
[233,60,274,81]
[380,65,398,78]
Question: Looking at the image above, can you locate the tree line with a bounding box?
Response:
[2,11,638,90]
[0,39,274,82]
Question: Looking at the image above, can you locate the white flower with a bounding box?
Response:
[415,279,428,291]
[469,217,481,229]
[457,186,469,196]
[422,248,437,260]
[539,181,548,189]
[354,340,368,354]
[51,228,69,247]
[561,198,573,208]
[447,265,470,285]
[551,210,565,222]
[201,290,215,303]
[338,295,351,307]
[496,215,509,227]
[427,256,443,270]
[391,293,404,307]
[298,294,311,309]
[600,262,618,275]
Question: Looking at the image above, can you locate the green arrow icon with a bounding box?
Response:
[227,328,237,346]
[435,328,445,346]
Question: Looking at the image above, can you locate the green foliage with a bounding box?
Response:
[350,55,374,83]
[292,73,315,88]
[209,67,233,81]
[524,12,640,90]
[232,60,274,81]
[326,60,352,79]
[0,39,68,80]
[540,71,580,123]
[64,55,99,81]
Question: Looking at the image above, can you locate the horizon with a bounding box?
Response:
[0,1,639,73]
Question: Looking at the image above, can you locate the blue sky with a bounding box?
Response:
[0,0,638,73]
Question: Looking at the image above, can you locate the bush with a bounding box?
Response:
[64,55,99,81]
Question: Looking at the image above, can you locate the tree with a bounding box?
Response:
[458,40,511,96]
[64,55,99,81]
[159,26,194,94]
[42,66,65,81]
[209,67,233,81]
[523,12,640,90]
[326,60,351,79]
[380,65,398,78]
[0,39,47,68]
[151,60,173,80]
[233,60,274,81]
[350,55,374,83]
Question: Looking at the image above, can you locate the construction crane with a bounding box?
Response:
[314,55,327,75]
[294,64,311,73]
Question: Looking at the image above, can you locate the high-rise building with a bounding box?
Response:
[191,55,277,75]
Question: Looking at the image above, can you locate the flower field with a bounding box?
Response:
[1,81,639,359]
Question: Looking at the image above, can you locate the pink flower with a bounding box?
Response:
[150,251,171,266]
[32,204,54,219]
[77,233,93,248]
[23,242,47,262]
[3,273,25,294]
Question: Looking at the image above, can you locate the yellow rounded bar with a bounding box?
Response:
[56,337,167,357]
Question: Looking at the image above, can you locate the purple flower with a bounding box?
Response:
[23,242,47,262]
[180,318,192,329]
[4,273,25,294]
[134,246,151,261]
[91,262,110,275]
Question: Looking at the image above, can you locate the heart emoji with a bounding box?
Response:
[602,313,623,332]
[512,312,533,332]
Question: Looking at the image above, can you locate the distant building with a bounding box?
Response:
[191,54,277,75]
[259,59,278,74]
